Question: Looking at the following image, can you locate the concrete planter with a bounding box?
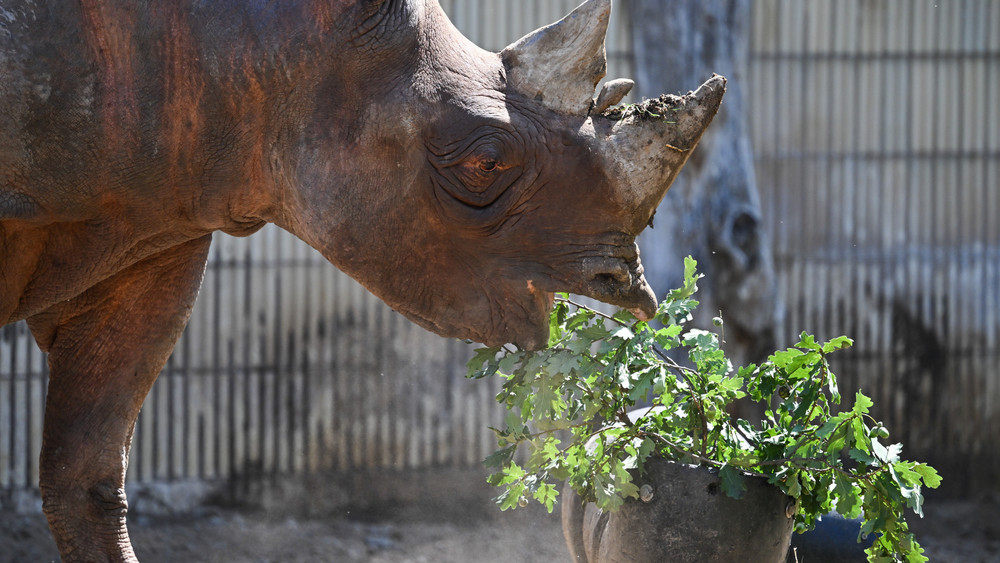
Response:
[561,458,795,563]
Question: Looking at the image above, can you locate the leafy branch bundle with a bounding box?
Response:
[467,257,940,562]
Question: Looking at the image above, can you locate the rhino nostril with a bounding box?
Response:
[598,270,631,284]
[591,272,631,293]
[581,256,632,284]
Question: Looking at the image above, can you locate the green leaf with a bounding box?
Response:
[892,463,926,517]
[498,351,524,374]
[785,351,820,378]
[911,463,942,489]
[796,332,821,351]
[483,445,516,469]
[770,348,802,364]
[825,362,841,403]
[577,323,613,344]
[849,447,877,467]
[833,473,862,518]
[637,437,655,462]
[665,256,701,302]
[822,335,854,353]
[849,419,877,465]
[593,472,626,512]
[564,308,595,332]
[612,459,640,500]
[826,420,851,453]
[612,309,638,325]
[609,325,635,342]
[719,465,747,499]
[852,391,874,415]
[627,366,659,402]
[719,374,744,392]
[785,472,802,498]
[467,346,501,379]
[534,382,562,419]
[545,349,580,376]
[499,462,526,485]
[533,482,559,513]
[872,440,902,464]
[498,482,525,511]
[655,324,683,342]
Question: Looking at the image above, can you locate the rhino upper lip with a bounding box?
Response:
[578,252,647,302]
[577,243,639,284]
[537,239,658,321]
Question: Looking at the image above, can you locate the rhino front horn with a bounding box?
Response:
[501,0,611,116]
[603,74,727,234]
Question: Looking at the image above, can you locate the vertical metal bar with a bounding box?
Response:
[224,333,234,480]
[982,0,997,466]
[181,280,194,481]
[346,279,359,469]
[923,0,939,342]
[10,324,20,490]
[272,236,283,477]
[307,256,320,473]
[258,230,270,478]
[39,346,49,490]
[21,324,32,489]
[375,302,388,468]
[210,239,222,480]
[26,331,39,489]
[901,0,919,446]
[299,250,312,475]
[338,271,351,471]
[973,0,989,462]
[241,243,253,495]
[1,326,10,492]
[952,0,969,459]
[364,287,376,469]
[877,0,895,440]
[826,0,842,354]
[770,0,785,346]
[154,343,164,480]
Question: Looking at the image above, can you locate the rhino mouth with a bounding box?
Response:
[397,241,658,351]
[476,243,659,350]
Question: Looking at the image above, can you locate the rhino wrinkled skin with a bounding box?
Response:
[0,0,722,560]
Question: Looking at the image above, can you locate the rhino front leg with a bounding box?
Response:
[27,235,212,562]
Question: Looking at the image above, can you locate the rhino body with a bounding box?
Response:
[0,1,722,560]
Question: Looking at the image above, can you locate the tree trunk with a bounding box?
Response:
[626,0,779,367]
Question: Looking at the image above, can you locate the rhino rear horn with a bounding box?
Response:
[501,0,611,116]
[592,78,634,114]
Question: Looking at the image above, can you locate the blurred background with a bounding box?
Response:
[2,0,996,521]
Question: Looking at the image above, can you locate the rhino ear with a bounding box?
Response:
[501,0,611,116]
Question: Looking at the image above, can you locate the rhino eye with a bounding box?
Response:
[429,130,522,208]
[461,148,505,187]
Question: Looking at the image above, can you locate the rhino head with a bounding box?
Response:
[279,0,724,350]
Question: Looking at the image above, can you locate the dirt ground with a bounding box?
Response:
[2,503,567,563]
[2,469,997,562]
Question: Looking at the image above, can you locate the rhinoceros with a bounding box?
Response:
[0,0,722,560]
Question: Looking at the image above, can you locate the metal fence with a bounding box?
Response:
[2,0,997,505]
[748,0,999,491]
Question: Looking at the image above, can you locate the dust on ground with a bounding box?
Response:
[1,468,997,563]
